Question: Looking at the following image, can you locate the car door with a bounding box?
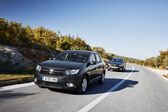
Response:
[95,53,104,76]
[87,53,97,81]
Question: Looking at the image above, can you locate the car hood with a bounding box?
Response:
[40,60,84,69]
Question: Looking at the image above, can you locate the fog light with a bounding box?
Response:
[66,83,74,87]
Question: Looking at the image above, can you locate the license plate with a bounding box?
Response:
[42,76,57,82]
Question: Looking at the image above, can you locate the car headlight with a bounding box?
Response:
[65,69,79,75]
[36,65,41,72]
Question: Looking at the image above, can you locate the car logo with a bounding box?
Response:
[49,69,54,74]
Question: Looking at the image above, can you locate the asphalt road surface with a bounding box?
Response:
[0,64,168,112]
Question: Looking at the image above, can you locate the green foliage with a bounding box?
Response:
[0,18,138,63]
[33,27,59,49]
[0,18,92,51]
[144,49,168,68]
[0,18,33,47]
[2,18,167,69]
[92,47,104,55]
[70,37,91,50]
[92,47,105,55]
[163,56,168,67]
[92,47,113,59]
[56,36,72,50]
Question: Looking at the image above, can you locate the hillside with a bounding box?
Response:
[0,44,60,73]
[0,18,142,73]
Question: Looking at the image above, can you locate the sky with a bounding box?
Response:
[0,0,168,59]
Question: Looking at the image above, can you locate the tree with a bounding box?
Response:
[71,37,91,50]
[163,56,168,68]
[0,18,9,43]
[33,27,58,49]
[56,36,72,50]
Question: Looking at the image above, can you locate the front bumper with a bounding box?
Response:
[108,65,124,71]
[34,73,83,90]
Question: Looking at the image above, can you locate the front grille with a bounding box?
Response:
[40,67,65,76]
[38,81,65,88]
[111,64,119,67]
[43,82,64,87]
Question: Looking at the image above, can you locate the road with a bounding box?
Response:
[0,64,168,112]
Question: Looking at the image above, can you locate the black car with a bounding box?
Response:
[108,58,126,71]
[34,50,106,93]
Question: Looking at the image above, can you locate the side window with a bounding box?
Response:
[95,54,102,63]
[90,54,96,62]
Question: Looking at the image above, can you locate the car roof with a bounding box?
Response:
[64,50,97,54]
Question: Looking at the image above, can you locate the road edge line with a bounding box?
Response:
[0,82,34,91]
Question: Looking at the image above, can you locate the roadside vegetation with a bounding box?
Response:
[124,49,168,69]
[143,50,168,78]
[0,18,138,66]
[0,18,141,61]
[1,18,167,81]
[0,18,141,81]
[0,74,32,81]
[143,50,168,69]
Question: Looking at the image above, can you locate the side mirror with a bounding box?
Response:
[90,60,97,65]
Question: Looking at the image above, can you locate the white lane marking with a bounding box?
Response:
[0,82,35,91]
[78,66,135,112]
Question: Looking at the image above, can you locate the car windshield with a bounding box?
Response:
[111,58,123,63]
[55,51,90,63]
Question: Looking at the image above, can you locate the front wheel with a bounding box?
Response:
[122,67,126,72]
[77,77,88,94]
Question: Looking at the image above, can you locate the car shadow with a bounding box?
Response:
[49,78,138,95]
[109,69,139,73]
[124,69,139,73]
[85,78,138,95]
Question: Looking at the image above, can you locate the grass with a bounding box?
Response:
[0,74,33,81]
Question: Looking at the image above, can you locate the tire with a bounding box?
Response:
[48,88,56,91]
[37,84,45,88]
[77,76,88,94]
[122,67,126,72]
[98,73,105,84]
